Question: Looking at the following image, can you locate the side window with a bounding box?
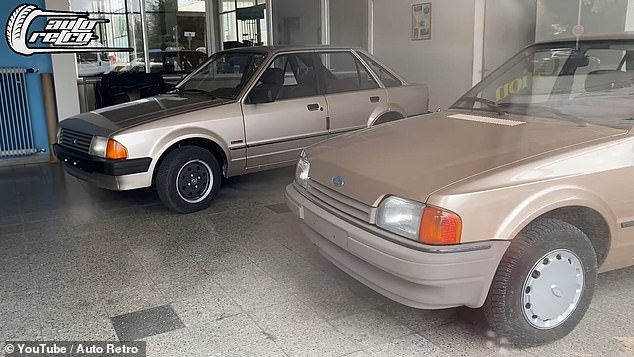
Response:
[318,52,379,94]
[253,53,319,101]
[358,53,402,88]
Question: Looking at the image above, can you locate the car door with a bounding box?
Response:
[242,52,328,169]
[317,51,387,134]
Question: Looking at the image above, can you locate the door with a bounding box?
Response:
[317,51,386,133]
[243,52,328,169]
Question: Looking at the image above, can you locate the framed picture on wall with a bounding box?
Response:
[412,3,431,40]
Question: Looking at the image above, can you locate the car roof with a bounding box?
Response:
[221,45,366,55]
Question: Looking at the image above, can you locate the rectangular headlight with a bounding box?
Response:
[376,196,424,240]
[89,136,108,158]
[295,150,310,189]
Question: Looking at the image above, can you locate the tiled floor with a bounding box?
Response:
[0,163,633,357]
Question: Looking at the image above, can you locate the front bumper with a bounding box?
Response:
[54,144,152,190]
[286,182,510,309]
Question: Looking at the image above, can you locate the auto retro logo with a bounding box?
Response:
[6,4,132,55]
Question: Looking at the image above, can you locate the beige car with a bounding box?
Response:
[54,46,428,213]
[286,36,634,346]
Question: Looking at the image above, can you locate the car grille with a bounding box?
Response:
[59,128,93,153]
[306,180,374,224]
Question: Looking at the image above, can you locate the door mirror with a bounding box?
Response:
[248,87,275,104]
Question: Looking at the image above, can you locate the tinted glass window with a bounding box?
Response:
[358,52,402,88]
[178,51,265,99]
[252,53,319,100]
[318,52,379,94]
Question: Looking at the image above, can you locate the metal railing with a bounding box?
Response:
[0,67,39,158]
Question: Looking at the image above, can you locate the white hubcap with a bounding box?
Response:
[521,249,584,329]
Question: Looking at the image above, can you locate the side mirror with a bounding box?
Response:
[248,87,275,104]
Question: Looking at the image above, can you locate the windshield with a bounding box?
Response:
[176,51,266,99]
[452,40,634,130]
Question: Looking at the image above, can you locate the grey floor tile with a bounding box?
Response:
[154,269,229,303]
[172,291,242,327]
[249,301,361,356]
[418,316,500,357]
[265,202,291,214]
[111,305,185,341]
[41,308,117,341]
[283,271,379,320]
[145,313,286,357]
[210,262,295,311]
[330,309,413,349]
[379,303,460,333]
[366,334,446,356]
[101,282,168,318]
[0,290,41,341]
[524,308,634,357]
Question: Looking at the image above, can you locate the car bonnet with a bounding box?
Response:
[304,111,627,207]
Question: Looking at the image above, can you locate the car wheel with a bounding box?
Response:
[483,218,597,347]
[156,146,221,213]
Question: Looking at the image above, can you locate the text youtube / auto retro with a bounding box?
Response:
[6,4,131,55]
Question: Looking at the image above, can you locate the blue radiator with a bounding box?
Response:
[0,67,40,157]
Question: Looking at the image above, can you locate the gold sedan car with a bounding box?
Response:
[286,36,634,346]
[54,46,429,213]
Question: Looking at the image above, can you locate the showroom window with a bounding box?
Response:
[218,0,268,49]
[70,0,144,76]
[70,0,209,76]
[144,0,209,73]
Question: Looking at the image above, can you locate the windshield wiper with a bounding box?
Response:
[499,102,586,126]
[459,96,506,115]
[171,88,217,98]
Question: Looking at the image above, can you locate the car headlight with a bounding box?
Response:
[89,136,108,157]
[376,196,462,245]
[89,136,128,159]
[295,150,310,188]
[56,126,62,144]
[376,196,424,240]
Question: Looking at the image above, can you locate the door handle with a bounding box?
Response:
[370,96,380,103]
[307,103,321,111]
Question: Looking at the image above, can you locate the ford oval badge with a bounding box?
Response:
[332,176,344,187]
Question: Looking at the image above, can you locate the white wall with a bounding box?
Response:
[273,0,322,45]
[45,0,81,121]
[373,0,476,110]
[330,0,369,48]
[483,0,536,75]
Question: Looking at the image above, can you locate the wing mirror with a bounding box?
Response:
[248,87,275,104]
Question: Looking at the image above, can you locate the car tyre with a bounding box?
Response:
[156,146,221,213]
[483,218,597,347]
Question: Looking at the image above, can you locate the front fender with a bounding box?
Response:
[495,184,616,242]
[147,127,230,177]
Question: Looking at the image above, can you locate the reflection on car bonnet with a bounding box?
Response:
[448,114,526,127]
